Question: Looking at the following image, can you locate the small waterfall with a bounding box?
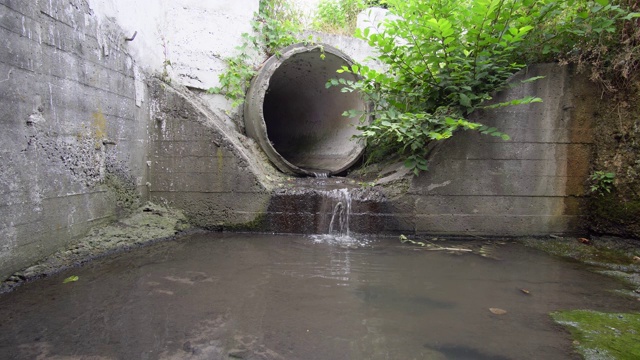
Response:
[266,177,386,246]
[328,188,351,237]
[313,172,329,179]
[311,188,371,246]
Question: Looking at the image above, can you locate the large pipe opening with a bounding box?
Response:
[244,44,367,176]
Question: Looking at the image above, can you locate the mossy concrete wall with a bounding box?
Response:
[0,0,274,280]
[587,80,640,238]
[0,0,150,280]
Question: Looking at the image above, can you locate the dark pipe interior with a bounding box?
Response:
[262,49,364,173]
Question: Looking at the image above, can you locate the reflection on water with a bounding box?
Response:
[0,233,638,360]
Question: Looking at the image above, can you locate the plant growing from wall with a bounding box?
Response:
[160,34,172,84]
[590,170,616,195]
[329,0,638,174]
[208,0,303,108]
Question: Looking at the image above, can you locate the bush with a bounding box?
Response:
[329,0,639,174]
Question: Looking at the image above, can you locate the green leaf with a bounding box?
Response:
[63,275,79,284]
[459,93,472,108]
[404,158,416,169]
[595,0,609,6]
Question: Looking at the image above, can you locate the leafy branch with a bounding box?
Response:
[329,0,638,175]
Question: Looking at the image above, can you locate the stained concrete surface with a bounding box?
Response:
[390,64,595,237]
[0,0,149,281]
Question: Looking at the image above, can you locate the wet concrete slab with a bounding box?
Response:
[0,233,638,359]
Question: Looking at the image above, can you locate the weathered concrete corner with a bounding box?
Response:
[148,79,280,229]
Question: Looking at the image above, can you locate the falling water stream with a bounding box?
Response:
[309,187,374,247]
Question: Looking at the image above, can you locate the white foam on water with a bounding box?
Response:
[309,234,372,247]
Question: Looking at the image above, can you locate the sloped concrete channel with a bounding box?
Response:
[245,44,367,176]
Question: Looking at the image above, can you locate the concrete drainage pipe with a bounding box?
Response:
[244,43,367,176]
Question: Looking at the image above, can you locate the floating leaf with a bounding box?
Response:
[63,275,79,284]
[489,307,507,315]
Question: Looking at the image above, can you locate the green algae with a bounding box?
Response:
[526,237,640,358]
[552,310,640,360]
[521,237,640,267]
[103,173,140,214]
[1,202,192,293]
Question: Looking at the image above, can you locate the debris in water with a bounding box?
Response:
[63,275,79,284]
[578,237,591,245]
[400,235,425,247]
[489,308,507,315]
[400,235,472,252]
[520,289,531,295]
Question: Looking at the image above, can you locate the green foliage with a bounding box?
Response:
[329,0,638,174]
[256,0,303,56]
[330,0,543,173]
[208,0,303,107]
[312,0,371,35]
[519,0,640,90]
[590,170,616,195]
[208,37,257,108]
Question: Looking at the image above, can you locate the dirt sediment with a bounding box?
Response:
[0,202,194,294]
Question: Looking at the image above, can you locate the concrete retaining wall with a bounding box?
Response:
[147,79,276,229]
[390,64,594,237]
[0,0,150,280]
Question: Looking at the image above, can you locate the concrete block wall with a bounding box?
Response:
[0,0,149,280]
[390,64,595,237]
[147,80,276,229]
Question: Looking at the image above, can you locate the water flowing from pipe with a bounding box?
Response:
[311,188,370,247]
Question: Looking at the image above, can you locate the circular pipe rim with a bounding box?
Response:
[244,43,367,176]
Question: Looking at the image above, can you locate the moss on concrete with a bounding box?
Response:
[522,237,640,268]
[1,202,193,293]
[552,310,640,360]
[222,212,268,232]
[590,192,640,238]
[523,237,640,357]
[103,173,140,214]
[587,80,640,239]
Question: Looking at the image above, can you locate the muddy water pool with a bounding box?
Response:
[1,233,638,359]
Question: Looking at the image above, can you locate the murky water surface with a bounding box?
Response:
[1,233,639,359]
